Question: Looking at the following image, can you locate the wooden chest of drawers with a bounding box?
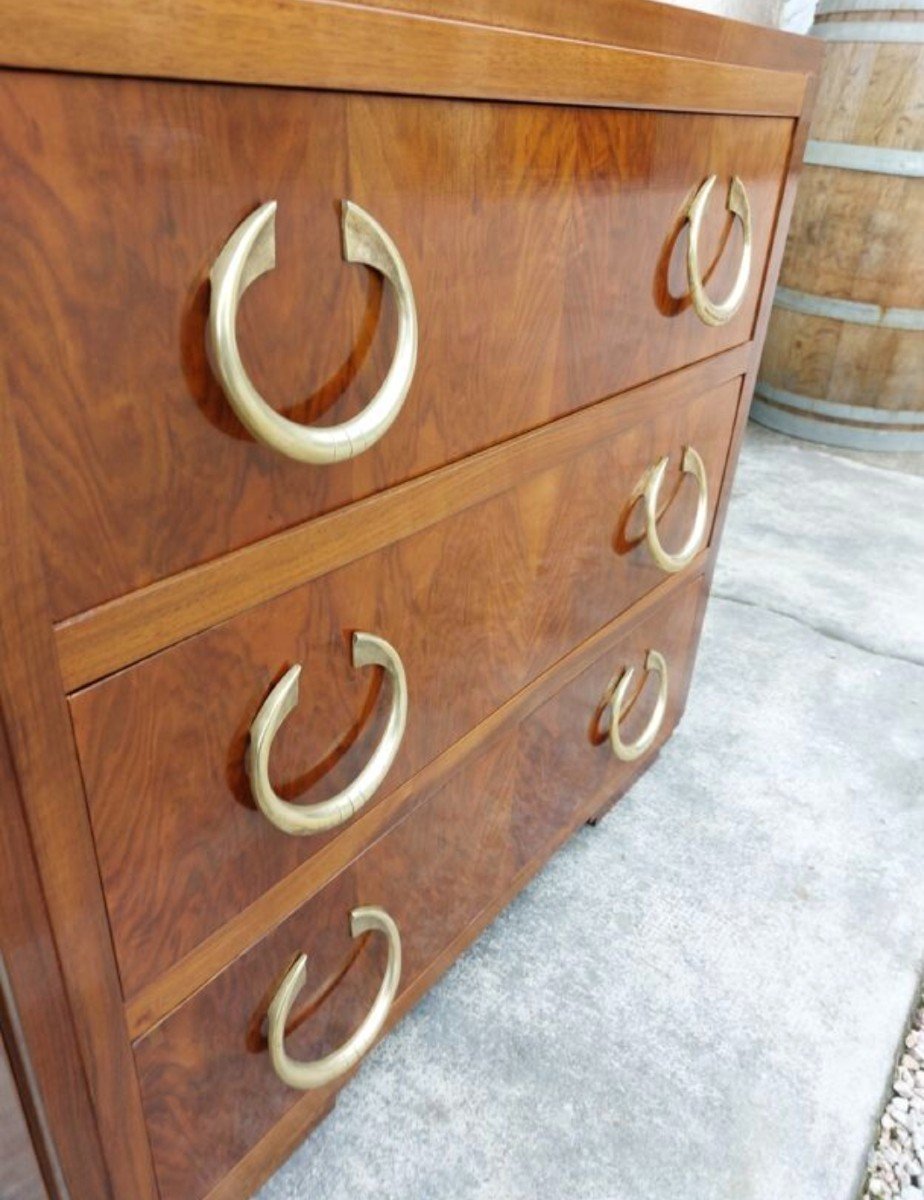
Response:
[0,3,821,1198]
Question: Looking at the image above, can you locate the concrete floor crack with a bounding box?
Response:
[710,591,924,670]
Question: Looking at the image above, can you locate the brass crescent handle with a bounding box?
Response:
[635,445,709,575]
[247,632,408,836]
[609,650,669,763]
[268,906,402,1091]
[208,200,418,463]
[685,175,752,327]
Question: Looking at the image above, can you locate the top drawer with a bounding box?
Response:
[0,71,792,619]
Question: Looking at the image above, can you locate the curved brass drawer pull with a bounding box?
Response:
[208,200,418,463]
[685,175,752,327]
[247,632,408,836]
[268,905,402,1091]
[635,445,709,574]
[610,649,669,763]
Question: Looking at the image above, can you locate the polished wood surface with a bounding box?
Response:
[0,1037,47,1200]
[349,0,823,72]
[0,5,820,1197]
[134,575,707,1200]
[1,69,791,620]
[71,379,740,1001]
[54,346,750,692]
[0,0,809,114]
[0,384,159,1195]
[0,713,115,1200]
[122,562,706,1039]
[707,80,818,574]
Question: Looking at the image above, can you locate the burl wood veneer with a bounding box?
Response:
[0,3,821,1198]
[1,71,789,619]
[135,575,708,1200]
[72,376,740,998]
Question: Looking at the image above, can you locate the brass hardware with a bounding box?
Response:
[247,632,408,836]
[609,649,669,762]
[208,200,417,463]
[267,906,401,1091]
[685,175,752,327]
[634,445,709,574]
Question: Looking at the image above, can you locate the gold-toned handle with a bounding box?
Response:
[208,200,418,463]
[247,632,408,836]
[268,906,401,1091]
[685,175,752,327]
[609,650,669,763]
[636,445,709,575]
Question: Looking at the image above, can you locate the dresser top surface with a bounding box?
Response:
[348,0,821,69]
[0,0,821,111]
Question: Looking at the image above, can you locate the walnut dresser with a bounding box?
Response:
[0,4,821,1198]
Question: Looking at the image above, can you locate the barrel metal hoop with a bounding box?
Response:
[811,18,924,37]
[804,139,924,177]
[751,398,924,451]
[816,0,924,12]
[753,382,924,451]
[754,382,924,428]
[817,0,924,11]
[773,286,924,331]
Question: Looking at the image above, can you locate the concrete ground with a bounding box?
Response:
[260,423,924,1200]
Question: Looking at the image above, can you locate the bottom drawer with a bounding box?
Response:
[134,574,708,1200]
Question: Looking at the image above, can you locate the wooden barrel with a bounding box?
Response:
[753,1,923,450]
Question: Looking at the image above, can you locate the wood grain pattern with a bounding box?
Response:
[709,77,819,563]
[123,560,707,1039]
[133,575,707,1200]
[781,16,921,307]
[54,344,751,692]
[0,0,809,114]
[0,714,115,1200]
[0,377,159,1196]
[781,169,923,309]
[347,0,823,73]
[0,932,85,1200]
[71,379,740,1001]
[0,69,792,620]
[761,309,920,412]
[812,13,922,152]
[0,7,820,1195]
[757,15,922,428]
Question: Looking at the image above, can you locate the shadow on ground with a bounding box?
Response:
[260,423,924,1200]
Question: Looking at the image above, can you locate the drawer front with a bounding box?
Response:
[71,378,739,999]
[1,68,791,619]
[134,573,707,1200]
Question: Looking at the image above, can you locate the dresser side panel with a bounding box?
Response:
[0,390,159,1197]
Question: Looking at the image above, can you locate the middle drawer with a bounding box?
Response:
[70,375,740,999]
